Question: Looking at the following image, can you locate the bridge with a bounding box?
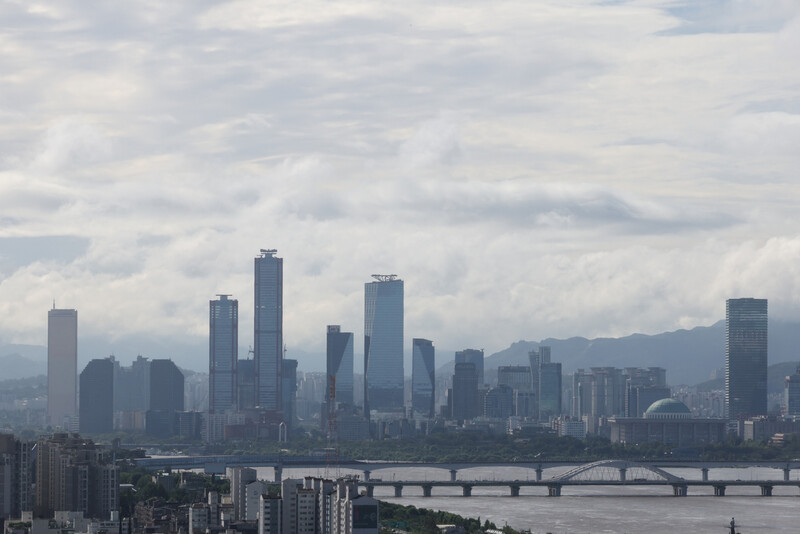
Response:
[356,460,800,498]
[131,455,800,485]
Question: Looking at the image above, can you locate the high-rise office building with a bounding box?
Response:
[282,359,298,430]
[255,249,283,412]
[725,298,768,419]
[113,355,150,413]
[47,307,78,427]
[210,294,238,414]
[455,349,484,385]
[411,338,435,418]
[538,360,562,420]
[484,384,514,419]
[451,362,479,421]
[363,275,404,411]
[624,367,669,417]
[147,359,184,438]
[327,325,354,406]
[79,358,114,434]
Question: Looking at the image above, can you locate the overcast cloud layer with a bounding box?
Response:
[1,0,800,372]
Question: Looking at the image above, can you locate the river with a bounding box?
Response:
[258,465,800,533]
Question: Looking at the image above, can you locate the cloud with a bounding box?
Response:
[0,0,798,373]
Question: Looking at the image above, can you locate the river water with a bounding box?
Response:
[260,465,800,533]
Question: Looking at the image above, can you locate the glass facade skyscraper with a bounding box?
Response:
[79,358,114,434]
[455,348,484,385]
[255,249,283,411]
[364,275,404,411]
[726,298,768,419]
[209,294,238,414]
[412,338,435,417]
[327,325,354,406]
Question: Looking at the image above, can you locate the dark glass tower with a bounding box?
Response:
[455,349,484,385]
[327,325,354,406]
[364,275,404,411]
[79,358,114,434]
[726,298,768,419]
[411,338,435,417]
[209,294,238,413]
[255,249,283,411]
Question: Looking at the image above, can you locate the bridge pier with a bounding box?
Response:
[461,484,473,497]
[701,468,709,482]
[784,468,791,481]
[393,484,403,497]
[422,484,433,497]
[547,484,562,497]
[273,465,282,483]
[366,486,374,498]
[363,470,371,481]
[535,467,543,481]
[713,485,726,497]
[760,485,773,497]
[618,468,626,482]
[450,469,458,481]
[509,485,520,497]
[672,484,688,497]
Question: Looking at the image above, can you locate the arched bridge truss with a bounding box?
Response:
[554,460,683,483]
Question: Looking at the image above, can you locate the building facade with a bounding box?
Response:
[363,275,404,411]
[455,349,484,386]
[327,326,354,407]
[726,298,768,419]
[79,358,114,434]
[210,294,238,414]
[411,338,435,418]
[451,362,479,421]
[47,308,78,427]
[255,249,283,412]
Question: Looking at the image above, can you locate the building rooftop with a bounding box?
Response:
[645,398,691,418]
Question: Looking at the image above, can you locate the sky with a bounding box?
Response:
[1,0,800,373]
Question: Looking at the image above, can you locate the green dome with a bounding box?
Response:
[645,398,691,416]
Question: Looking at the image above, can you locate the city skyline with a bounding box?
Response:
[1,2,799,374]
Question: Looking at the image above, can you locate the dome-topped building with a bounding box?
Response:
[610,397,726,446]
[644,398,692,419]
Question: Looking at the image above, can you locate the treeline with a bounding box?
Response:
[204,431,800,462]
[379,501,524,534]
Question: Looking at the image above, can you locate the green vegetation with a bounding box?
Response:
[203,431,800,463]
[379,501,525,534]
[119,464,229,515]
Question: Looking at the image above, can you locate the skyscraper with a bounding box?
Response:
[147,359,184,438]
[47,307,77,427]
[726,298,768,419]
[455,349,484,385]
[79,358,114,434]
[210,294,238,414]
[364,275,404,411]
[411,338,435,418]
[327,325,354,406]
[255,249,283,412]
[451,362,479,421]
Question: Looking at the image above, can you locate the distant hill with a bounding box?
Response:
[696,361,800,396]
[437,320,800,386]
[0,345,47,379]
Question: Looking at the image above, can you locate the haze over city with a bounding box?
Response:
[1,1,800,374]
